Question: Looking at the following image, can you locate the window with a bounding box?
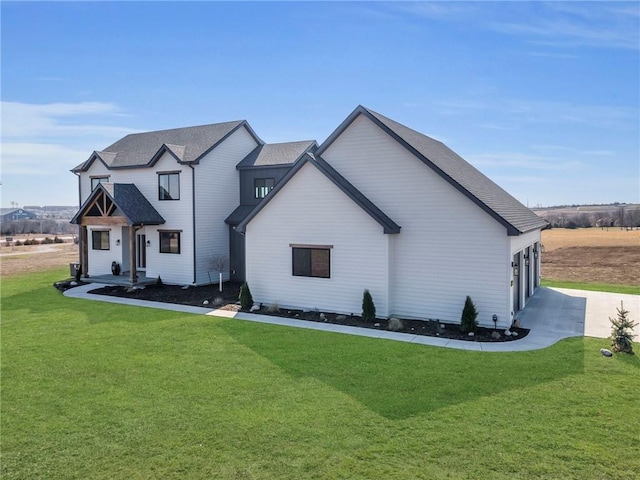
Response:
[91,230,110,250]
[158,172,180,200]
[91,176,109,190]
[254,178,275,199]
[159,231,181,254]
[292,246,331,278]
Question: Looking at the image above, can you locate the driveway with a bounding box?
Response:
[519,287,640,341]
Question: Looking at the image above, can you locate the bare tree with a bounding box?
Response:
[209,254,227,292]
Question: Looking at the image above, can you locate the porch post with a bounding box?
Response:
[81,225,89,278]
[129,227,137,284]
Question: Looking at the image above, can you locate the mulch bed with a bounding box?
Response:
[86,281,528,342]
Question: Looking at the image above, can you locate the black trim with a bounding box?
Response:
[235,153,400,235]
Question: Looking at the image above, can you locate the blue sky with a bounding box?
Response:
[1,1,638,208]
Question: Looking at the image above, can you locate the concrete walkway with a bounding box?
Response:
[64,284,639,352]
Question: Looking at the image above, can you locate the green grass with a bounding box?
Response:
[542,279,640,295]
[2,268,640,479]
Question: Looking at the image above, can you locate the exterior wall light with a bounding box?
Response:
[116,239,121,246]
[146,240,151,247]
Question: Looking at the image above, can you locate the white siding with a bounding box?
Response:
[246,162,390,317]
[194,126,258,284]
[510,228,542,313]
[322,115,511,327]
[86,226,118,276]
[81,152,194,284]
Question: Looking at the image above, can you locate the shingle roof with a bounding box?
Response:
[225,205,256,226]
[236,153,400,235]
[70,183,165,226]
[316,106,548,235]
[236,140,317,168]
[72,121,261,172]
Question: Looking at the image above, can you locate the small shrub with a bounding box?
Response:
[54,236,64,244]
[610,301,638,354]
[388,317,404,332]
[267,303,280,314]
[460,296,478,334]
[42,237,54,244]
[362,289,376,322]
[14,240,23,246]
[213,296,224,307]
[239,283,253,310]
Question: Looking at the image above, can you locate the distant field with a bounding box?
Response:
[541,228,640,287]
[0,242,78,278]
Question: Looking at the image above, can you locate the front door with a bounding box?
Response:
[137,234,147,270]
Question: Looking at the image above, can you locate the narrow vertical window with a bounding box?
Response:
[254,178,275,199]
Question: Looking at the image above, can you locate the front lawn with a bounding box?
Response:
[2,269,639,479]
[541,279,640,295]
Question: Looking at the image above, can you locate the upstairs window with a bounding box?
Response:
[91,176,109,190]
[91,230,110,250]
[292,245,331,278]
[254,178,275,199]
[158,172,180,200]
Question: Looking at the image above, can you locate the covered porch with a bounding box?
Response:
[70,183,165,285]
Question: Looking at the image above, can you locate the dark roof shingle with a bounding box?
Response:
[72,121,260,172]
[236,140,317,168]
[317,106,548,235]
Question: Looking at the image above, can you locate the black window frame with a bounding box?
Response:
[158,172,180,201]
[91,230,110,250]
[291,246,331,278]
[91,176,109,190]
[159,230,181,254]
[254,178,275,199]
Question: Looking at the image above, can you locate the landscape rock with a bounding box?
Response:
[250,305,260,312]
[319,313,326,320]
[70,281,78,287]
[468,332,475,337]
[491,331,502,340]
[203,300,209,305]
[511,331,518,337]
[374,322,381,327]
[600,348,613,357]
[504,329,512,336]
[336,315,347,321]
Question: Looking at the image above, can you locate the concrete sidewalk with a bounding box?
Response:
[64,284,638,352]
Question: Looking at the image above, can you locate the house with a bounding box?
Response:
[71,105,546,328]
[236,106,548,329]
[0,208,39,222]
[70,119,315,286]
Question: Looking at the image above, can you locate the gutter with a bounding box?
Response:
[189,163,197,284]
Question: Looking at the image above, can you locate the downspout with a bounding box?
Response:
[189,163,197,284]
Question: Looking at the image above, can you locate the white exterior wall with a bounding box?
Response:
[81,152,194,284]
[322,115,511,327]
[86,226,118,276]
[246,162,390,317]
[194,126,258,284]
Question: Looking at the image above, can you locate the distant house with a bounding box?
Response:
[71,106,547,328]
[0,208,38,222]
[236,106,548,328]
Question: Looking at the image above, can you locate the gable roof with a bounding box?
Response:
[237,140,318,168]
[70,183,165,226]
[236,153,400,235]
[72,121,262,172]
[316,106,548,235]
